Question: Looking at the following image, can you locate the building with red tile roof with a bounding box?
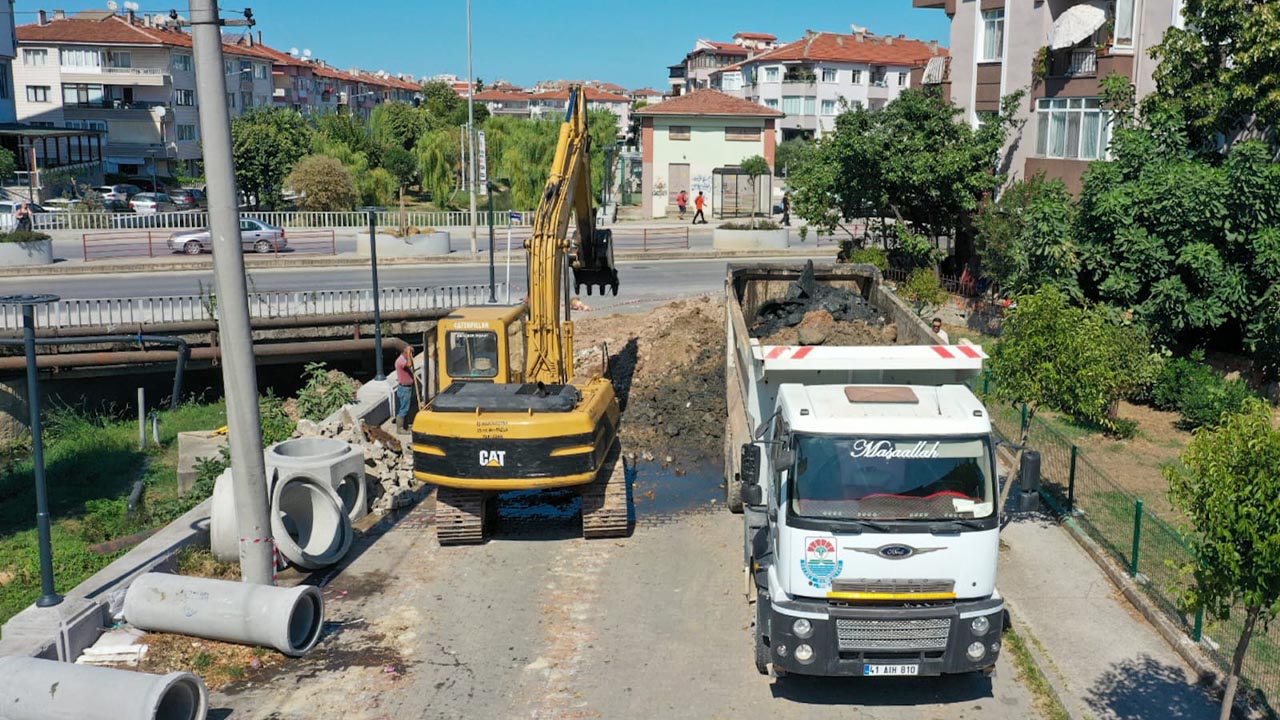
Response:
[668,33,784,97]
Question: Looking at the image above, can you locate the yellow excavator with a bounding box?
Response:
[410,86,627,545]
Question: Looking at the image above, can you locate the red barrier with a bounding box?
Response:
[613,227,690,251]
[269,229,336,256]
[82,231,157,261]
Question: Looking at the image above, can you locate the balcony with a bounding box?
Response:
[1050,48,1098,78]
[61,66,171,87]
[64,100,169,111]
[668,66,687,80]
[1036,48,1134,100]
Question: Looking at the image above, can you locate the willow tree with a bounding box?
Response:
[415,128,458,209]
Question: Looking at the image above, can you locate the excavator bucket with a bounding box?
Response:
[572,228,619,296]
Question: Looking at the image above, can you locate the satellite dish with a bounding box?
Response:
[289,47,299,56]
[302,49,312,58]
[107,0,118,9]
[153,106,167,118]
[124,1,139,10]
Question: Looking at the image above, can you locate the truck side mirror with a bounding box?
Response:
[740,443,761,487]
[743,483,764,506]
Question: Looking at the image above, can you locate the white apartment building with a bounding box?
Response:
[0,0,15,124]
[529,87,633,136]
[16,9,274,178]
[715,28,946,141]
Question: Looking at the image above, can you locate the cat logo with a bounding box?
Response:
[479,450,506,468]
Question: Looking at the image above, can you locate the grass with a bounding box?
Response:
[1004,626,1071,720]
[0,400,228,624]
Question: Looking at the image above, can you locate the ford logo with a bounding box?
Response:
[878,544,914,559]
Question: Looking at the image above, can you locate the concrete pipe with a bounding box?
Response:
[0,656,207,720]
[267,437,367,522]
[123,572,325,657]
[209,467,238,562]
[270,474,354,570]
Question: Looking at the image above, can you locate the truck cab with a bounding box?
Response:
[744,382,1004,677]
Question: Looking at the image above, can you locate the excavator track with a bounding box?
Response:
[435,486,488,545]
[581,445,630,539]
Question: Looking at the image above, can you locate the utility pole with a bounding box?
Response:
[189,0,275,585]
[466,0,478,253]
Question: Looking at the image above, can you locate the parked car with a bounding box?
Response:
[169,188,207,211]
[0,200,57,229]
[129,193,179,214]
[96,184,143,202]
[167,219,287,255]
[127,178,175,194]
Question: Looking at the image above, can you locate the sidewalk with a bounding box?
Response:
[1000,515,1219,720]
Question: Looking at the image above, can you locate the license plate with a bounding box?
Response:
[864,664,919,676]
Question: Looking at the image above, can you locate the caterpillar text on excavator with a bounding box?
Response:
[410,85,628,545]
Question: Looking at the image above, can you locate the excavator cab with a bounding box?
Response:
[434,305,527,390]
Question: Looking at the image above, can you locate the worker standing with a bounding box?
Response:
[394,345,416,432]
[692,191,707,224]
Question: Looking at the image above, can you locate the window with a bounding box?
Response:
[222,60,233,75]
[982,9,1005,61]
[240,60,252,75]
[850,69,862,84]
[241,91,252,109]
[65,119,106,131]
[782,95,815,116]
[1172,0,1186,29]
[175,89,195,106]
[62,83,104,106]
[255,63,269,80]
[897,72,908,87]
[446,331,499,379]
[1115,0,1136,46]
[60,48,100,68]
[820,99,837,115]
[1035,98,1111,160]
[177,124,198,141]
[668,125,691,141]
[29,121,54,128]
[172,53,193,72]
[23,49,48,66]
[0,64,10,100]
[821,68,838,83]
[104,51,131,68]
[226,93,236,109]
[763,98,779,110]
[725,126,760,142]
[26,86,50,103]
[764,67,780,82]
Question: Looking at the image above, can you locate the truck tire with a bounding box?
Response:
[726,471,744,514]
[754,598,770,675]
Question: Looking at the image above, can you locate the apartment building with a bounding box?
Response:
[716,28,945,141]
[668,32,778,96]
[15,9,274,178]
[915,0,1182,192]
[473,89,533,118]
[530,87,633,134]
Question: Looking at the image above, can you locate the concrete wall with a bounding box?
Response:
[644,115,772,218]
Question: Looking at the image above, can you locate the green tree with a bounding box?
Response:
[285,155,357,211]
[414,128,458,207]
[899,267,949,318]
[774,138,815,177]
[974,173,1080,297]
[419,80,487,131]
[0,147,16,182]
[738,155,770,228]
[358,166,398,207]
[313,112,376,158]
[381,145,418,228]
[1165,399,1280,720]
[231,108,310,209]
[989,285,1152,436]
[587,108,620,201]
[370,101,425,152]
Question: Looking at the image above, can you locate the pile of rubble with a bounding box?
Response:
[295,410,425,515]
[750,260,897,346]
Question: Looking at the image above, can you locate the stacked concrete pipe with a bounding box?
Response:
[267,437,368,522]
[124,573,325,657]
[0,656,207,720]
[270,472,354,570]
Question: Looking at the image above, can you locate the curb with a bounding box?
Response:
[0,247,838,278]
[1004,599,1084,720]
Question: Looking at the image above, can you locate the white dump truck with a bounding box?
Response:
[725,262,1005,678]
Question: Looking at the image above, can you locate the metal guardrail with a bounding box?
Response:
[0,283,505,331]
[19,209,537,233]
[82,229,338,260]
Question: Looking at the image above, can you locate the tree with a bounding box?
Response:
[1165,399,1280,720]
[587,108,620,202]
[418,80,486,131]
[414,128,458,207]
[231,108,310,209]
[286,155,357,211]
[313,112,376,159]
[358,166,398,207]
[788,88,1023,267]
[370,102,425,152]
[899,268,948,318]
[774,138,815,177]
[989,285,1152,436]
[381,145,418,228]
[974,173,1080,297]
[739,155,770,229]
[0,147,16,182]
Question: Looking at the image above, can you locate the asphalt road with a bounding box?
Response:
[210,470,1038,720]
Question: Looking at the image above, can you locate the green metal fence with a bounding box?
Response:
[978,378,1279,708]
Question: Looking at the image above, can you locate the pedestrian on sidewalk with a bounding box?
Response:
[781,193,791,226]
[692,191,707,224]
[931,317,949,344]
[676,190,687,220]
[394,345,416,432]
[14,202,32,232]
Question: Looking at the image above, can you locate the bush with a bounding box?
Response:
[0,230,52,244]
[295,363,358,421]
[840,245,889,271]
[259,391,296,445]
[286,155,358,211]
[899,268,949,317]
[719,220,781,230]
[1149,352,1257,429]
[1151,354,1216,411]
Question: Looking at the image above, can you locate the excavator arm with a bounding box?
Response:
[523,86,620,386]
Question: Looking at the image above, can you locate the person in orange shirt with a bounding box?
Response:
[692,191,707,224]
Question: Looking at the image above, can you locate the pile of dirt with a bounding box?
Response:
[136,632,287,691]
[750,260,893,346]
[574,296,725,465]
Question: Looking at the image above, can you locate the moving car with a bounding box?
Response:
[169,188,207,211]
[130,193,179,214]
[167,218,287,255]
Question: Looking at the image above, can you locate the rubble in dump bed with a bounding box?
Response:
[294,410,426,514]
[574,296,725,464]
[750,260,898,346]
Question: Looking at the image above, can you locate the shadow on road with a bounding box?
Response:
[770,672,994,705]
[1085,654,1218,720]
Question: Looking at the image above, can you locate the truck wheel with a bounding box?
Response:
[747,599,768,671]
[727,471,744,514]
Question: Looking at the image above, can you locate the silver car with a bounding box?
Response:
[130,192,178,214]
[168,218,288,255]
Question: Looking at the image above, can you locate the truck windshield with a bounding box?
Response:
[789,435,994,521]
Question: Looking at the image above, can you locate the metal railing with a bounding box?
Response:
[82,229,336,260]
[27,209,538,233]
[1068,48,1098,77]
[0,283,504,331]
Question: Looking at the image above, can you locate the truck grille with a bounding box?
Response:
[835,618,951,651]
[831,578,955,595]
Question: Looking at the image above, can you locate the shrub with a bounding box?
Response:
[259,391,296,445]
[0,230,52,244]
[1151,354,1216,411]
[841,245,889,271]
[1149,351,1257,429]
[295,363,358,421]
[286,155,358,211]
[719,220,781,230]
[899,268,949,317]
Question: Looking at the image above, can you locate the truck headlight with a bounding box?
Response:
[794,644,814,664]
[970,615,991,636]
[792,618,813,639]
[966,641,986,661]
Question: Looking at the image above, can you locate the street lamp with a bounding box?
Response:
[0,294,62,607]
[147,149,158,192]
[360,206,386,380]
[466,0,478,253]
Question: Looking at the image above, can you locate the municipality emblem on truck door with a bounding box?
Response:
[800,537,843,588]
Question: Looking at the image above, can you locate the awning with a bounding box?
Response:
[1049,4,1108,50]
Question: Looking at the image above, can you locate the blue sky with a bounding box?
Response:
[14,1,951,90]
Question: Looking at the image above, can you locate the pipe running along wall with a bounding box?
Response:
[0,337,409,372]
[123,572,325,657]
[0,656,208,720]
[0,334,189,409]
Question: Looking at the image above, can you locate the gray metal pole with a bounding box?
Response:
[22,305,60,607]
[137,387,146,449]
[487,185,497,303]
[368,208,385,380]
[189,0,275,585]
[466,0,478,253]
